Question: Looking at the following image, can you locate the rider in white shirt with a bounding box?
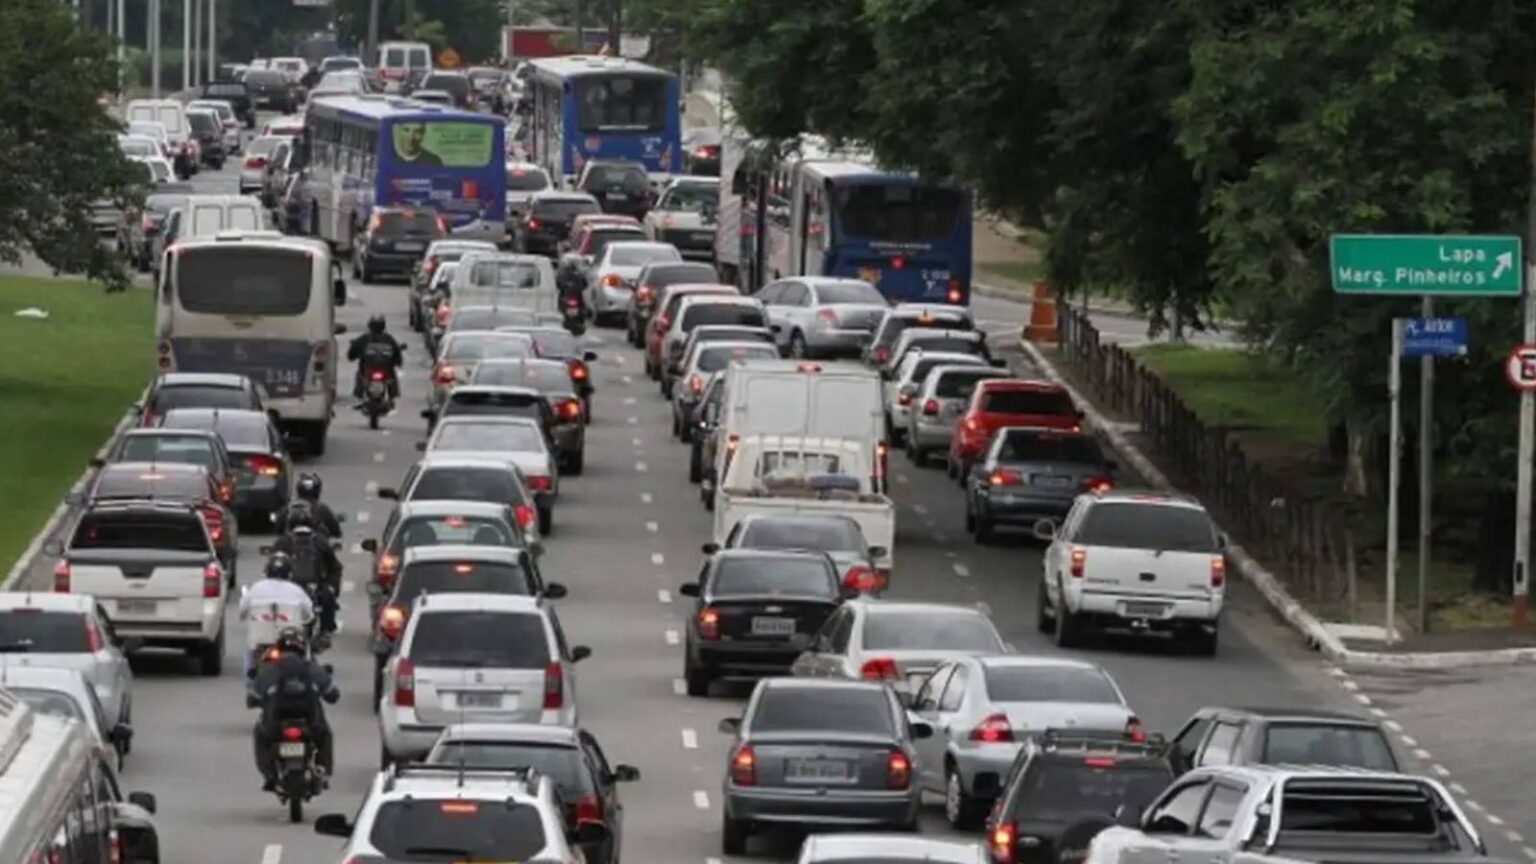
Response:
[240,553,315,679]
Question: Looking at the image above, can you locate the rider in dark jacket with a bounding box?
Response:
[347,315,403,401]
[247,628,338,791]
[272,509,341,636]
[273,473,342,538]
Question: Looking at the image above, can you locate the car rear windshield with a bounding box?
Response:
[863,609,1002,652]
[697,345,777,373]
[817,282,886,305]
[188,112,220,133]
[984,389,1075,416]
[1075,503,1217,553]
[150,384,252,413]
[984,665,1120,703]
[711,557,836,598]
[117,436,217,469]
[11,690,86,724]
[0,611,90,651]
[94,469,206,501]
[466,260,544,289]
[410,468,522,505]
[245,70,285,85]
[432,423,546,453]
[367,800,545,860]
[934,369,1002,398]
[1009,760,1172,820]
[1263,725,1397,771]
[532,199,600,220]
[912,357,982,382]
[422,75,470,96]
[582,163,648,190]
[658,182,715,211]
[409,611,547,667]
[72,513,206,551]
[609,244,677,267]
[443,335,534,362]
[431,742,592,797]
[882,314,971,345]
[161,413,268,449]
[682,304,764,330]
[739,519,863,553]
[575,75,666,132]
[647,264,717,287]
[752,686,893,735]
[176,247,311,316]
[394,516,513,551]
[506,167,550,191]
[379,211,443,235]
[997,432,1103,464]
[453,308,537,331]
[1279,783,1438,833]
[529,330,578,357]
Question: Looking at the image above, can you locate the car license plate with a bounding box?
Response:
[1033,475,1074,488]
[278,741,305,758]
[118,599,157,615]
[458,691,503,709]
[786,758,851,783]
[751,616,795,636]
[694,232,713,242]
[1121,601,1169,618]
[608,192,629,201]
[396,241,425,252]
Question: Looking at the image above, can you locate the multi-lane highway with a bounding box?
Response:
[10,128,1510,864]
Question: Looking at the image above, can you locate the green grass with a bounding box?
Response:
[1132,343,1326,452]
[0,278,152,572]
[977,258,1045,287]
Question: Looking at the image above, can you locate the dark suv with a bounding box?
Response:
[513,192,601,256]
[1167,705,1399,775]
[199,79,255,127]
[244,68,297,113]
[985,730,1175,864]
[186,110,226,169]
[575,160,653,220]
[354,208,448,283]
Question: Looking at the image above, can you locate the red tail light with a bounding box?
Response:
[890,255,907,270]
[636,285,654,303]
[376,552,400,585]
[434,364,456,384]
[245,154,267,169]
[202,562,222,598]
[379,604,406,640]
[85,617,104,652]
[436,304,452,326]
[875,441,889,489]
[989,469,1023,487]
[875,345,890,363]
[601,274,622,288]
[437,216,449,234]
[201,506,225,544]
[109,827,122,864]
[689,375,704,396]
[860,656,899,681]
[569,360,589,381]
[515,504,537,531]
[1070,547,1086,579]
[698,606,720,640]
[1210,556,1226,589]
[53,560,70,592]
[947,281,964,304]
[558,399,582,422]
[898,391,914,407]
[140,409,158,427]
[730,745,756,786]
[424,258,438,274]
[990,820,1017,863]
[526,217,541,230]
[526,475,553,492]
[281,725,305,742]
[369,370,387,381]
[887,750,913,789]
[1126,715,1147,743]
[1081,475,1113,493]
[817,308,839,325]
[574,793,603,825]
[543,660,564,709]
[842,566,885,593]
[246,455,281,477]
[218,480,233,503]
[393,656,415,706]
[969,713,1014,743]
[921,398,940,416]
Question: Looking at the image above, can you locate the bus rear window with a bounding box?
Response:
[835,184,964,243]
[576,75,667,132]
[177,248,312,316]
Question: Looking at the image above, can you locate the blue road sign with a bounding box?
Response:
[1401,317,1468,358]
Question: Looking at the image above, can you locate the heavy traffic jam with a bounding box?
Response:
[0,43,1499,864]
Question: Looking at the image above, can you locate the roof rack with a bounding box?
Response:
[1034,728,1168,755]
[383,761,542,795]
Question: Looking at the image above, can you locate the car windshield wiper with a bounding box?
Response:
[401,845,472,859]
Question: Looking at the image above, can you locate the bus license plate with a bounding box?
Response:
[278,741,306,758]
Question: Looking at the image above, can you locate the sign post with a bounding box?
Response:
[1386,320,1404,642]
[1400,313,1466,634]
[1507,336,1536,627]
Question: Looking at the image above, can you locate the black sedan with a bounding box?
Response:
[354,207,448,283]
[680,549,847,697]
[717,678,931,855]
[158,407,291,524]
[964,426,1117,542]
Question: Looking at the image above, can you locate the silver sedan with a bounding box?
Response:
[423,415,561,532]
[790,598,1008,695]
[759,277,892,359]
[0,593,134,752]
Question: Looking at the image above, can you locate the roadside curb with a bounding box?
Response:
[1013,335,1529,672]
[1,397,142,591]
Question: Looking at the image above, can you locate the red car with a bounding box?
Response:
[947,379,1082,480]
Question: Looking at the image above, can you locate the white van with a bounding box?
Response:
[164,195,268,249]
[377,40,433,92]
[156,233,348,454]
[125,98,188,148]
[709,359,887,498]
[449,252,558,316]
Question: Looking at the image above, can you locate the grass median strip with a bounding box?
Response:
[1132,343,1325,452]
[0,277,151,571]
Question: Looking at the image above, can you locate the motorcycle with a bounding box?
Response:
[271,716,323,822]
[561,295,587,336]
[361,368,392,429]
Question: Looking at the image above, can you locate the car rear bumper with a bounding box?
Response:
[236,483,287,515]
[950,744,1021,796]
[974,489,1074,523]
[1072,590,1222,626]
[806,329,874,355]
[693,640,805,676]
[658,227,716,255]
[379,710,440,758]
[361,249,425,274]
[111,606,223,643]
[909,419,956,449]
[593,284,632,313]
[725,785,919,826]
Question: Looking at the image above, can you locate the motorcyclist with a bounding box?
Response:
[556,258,587,317]
[346,315,403,403]
[239,553,315,679]
[246,627,338,792]
[273,473,342,538]
[272,508,342,637]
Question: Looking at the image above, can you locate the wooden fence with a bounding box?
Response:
[1057,307,1351,605]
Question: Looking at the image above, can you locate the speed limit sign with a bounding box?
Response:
[1506,344,1536,391]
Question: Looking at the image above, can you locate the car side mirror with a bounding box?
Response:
[679,582,700,597]
[127,791,157,814]
[543,582,568,599]
[313,814,353,837]
[377,488,399,500]
[612,764,640,782]
[718,717,741,735]
[701,542,720,555]
[868,545,888,560]
[583,350,598,362]
[910,721,934,739]
[1116,804,1144,829]
[89,456,107,469]
[1032,519,1057,541]
[570,645,592,663]
[333,278,347,306]
[110,723,133,745]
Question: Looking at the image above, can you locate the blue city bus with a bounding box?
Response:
[525,55,682,184]
[304,95,507,253]
[759,157,973,304]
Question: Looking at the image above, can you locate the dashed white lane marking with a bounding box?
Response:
[1368,707,1387,718]
[953,563,971,577]
[665,629,680,645]
[646,521,659,533]
[913,504,929,516]
[641,493,654,504]
[681,728,698,749]
[632,437,644,447]
[373,451,385,463]
[627,416,638,425]
[1430,764,1450,777]
[615,354,626,365]
[1352,693,1372,706]
[1450,782,1468,794]
[934,532,949,543]
[342,580,355,593]
[1383,719,1403,732]
[1520,845,1536,860]
[658,589,672,604]
[1327,666,1347,678]
[707,858,723,864]
[636,461,649,472]
[672,678,686,696]
[381,428,392,437]
[351,542,367,554]
[260,845,282,864]
[896,473,910,484]
[1507,830,1525,843]
[1400,734,1418,747]
[623,396,637,405]
[1339,679,1360,691]
[651,552,666,566]
[1487,813,1507,827]
[692,790,710,809]
[622,375,633,384]
[356,511,371,524]
[1465,800,1485,813]
[365,481,379,498]
[1412,748,1431,760]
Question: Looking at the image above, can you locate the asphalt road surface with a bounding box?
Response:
[12,128,1519,864]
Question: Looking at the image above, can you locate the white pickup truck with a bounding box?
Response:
[713,435,896,573]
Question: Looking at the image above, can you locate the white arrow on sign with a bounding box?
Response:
[1494,251,1514,280]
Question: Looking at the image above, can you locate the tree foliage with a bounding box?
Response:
[0,0,140,290]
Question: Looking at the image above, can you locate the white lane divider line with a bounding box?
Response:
[933,532,949,543]
[1411,747,1431,760]
[707,858,723,864]
[622,375,633,384]
[636,461,649,473]
[373,451,385,463]
[681,728,698,749]
[1521,846,1536,860]
[1368,707,1387,718]
[1399,734,1418,748]
[896,473,910,484]
[672,678,686,696]
[623,396,638,405]
[692,790,710,810]
[1465,799,1485,813]
[633,437,644,447]
[913,504,929,516]
[976,601,993,617]
[1449,782,1468,795]
[627,416,639,425]
[1338,678,1360,691]
[646,521,659,533]
[261,845,282,864]
[365,480,379,498]
[665,629,680,645]
[615,354,626,365]
[953,563,970,577]
[1508,830,1525,844]
[1383,719,1403,732]
[351,542,367,555]
[342,580,355,593]
[641,492,654,504]
[356,511,371,524]
[1430,764,1450,778]
[1352,692,1372,706]
[1487,813,1507,827]
[651,552,666,566]
[658,589,672,604]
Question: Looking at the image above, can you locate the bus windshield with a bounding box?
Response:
[834,183,964,244]
[576,75,667,132]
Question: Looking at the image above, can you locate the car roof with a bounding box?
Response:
[446,385,544,399]
[802,835,985,862]
[435,722,578,746]
[409,592,543,614]
[0,593,95,613]
[1202,705,1380,725]
[977,378,1063,393]
[1088,489,1206,509]
[155,372,252,389]
[416,453,521,470]
[401,544,525,565]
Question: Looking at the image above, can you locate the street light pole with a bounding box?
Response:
[207,0,215,81]
[181,0,190,91]
[1516,72,1536,631]
[366,0,379,65]
[151,0,161,97]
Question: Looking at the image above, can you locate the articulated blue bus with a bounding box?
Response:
[524,55,682,184]
[303,95,507,253]
[756,156,974,305]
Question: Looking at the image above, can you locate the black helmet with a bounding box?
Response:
[368,315,386,335]
[265,552,293,581]
[275,626,307,654]
[296,473,322,502]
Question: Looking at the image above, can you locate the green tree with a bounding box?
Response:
[0,0,140,290]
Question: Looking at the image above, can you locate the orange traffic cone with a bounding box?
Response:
[1023,279,1059,343]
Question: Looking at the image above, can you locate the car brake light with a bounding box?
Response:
[875,345,890,362]
[1126,715,1147,743]
[690,375,704,396]
[245,156,267,169]
[569,360,589,381]
[515,504,537,531]
[636,285,654,303]
[527,475,553,492]
[860,657,899,681]
[376,552,399,583]
[85,617,104,652]
[921,398,940,416]
[898,391,914,406]
[698,606,720,640]
[393,656,415,706]
[1082,475,1113,493]
[602,274,622,288]
[379,604,406,639]
[969,713,1014,743]
[988,469,1022,486]
[53,560,70,592]
[730,745,756,785]
[437,216,449,233]
[990,820,1017,863]
[202,506,225,543]
[558,399,582,422]
[527,217,541,230]
[544,660,564,709]
[1211,556,1226,588]
[369,370,387,382]
[890,255,907,270]
[436,304,452,326]
[575,793,603,825]
[875,441,888,487]
[947,279,964,304]
[887,750,913,789]
[842,566,885,593]
[203,562,222,598]
[817,308,839,325]
[434,364,456,384]
[246,455,281,477]
[1070,547,1086,578]
[796,363,821,373]
[109,827,122,864]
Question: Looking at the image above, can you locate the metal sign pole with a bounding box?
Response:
[1516,275,1535,629]
[1386,319,1403,642]
[1418,297,1433,633]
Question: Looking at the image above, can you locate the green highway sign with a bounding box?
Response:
[1330,234,1523,296]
